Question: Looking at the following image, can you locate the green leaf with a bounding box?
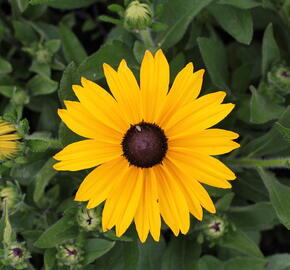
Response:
[78,41,137,81]
[257,168,290,229]
[228,202,279,231]
[33,158,57,203]
[274,123,290,143]
[215,192,235,211]
[209,4,253,44]
[58,62,80,105]
[0,58,12,74]
[34,208,78,248]
[266,254,290,270]
[224,257,266,270]
[30,0,96,9]
[262,23,280,75]
[82,239,115,265]
[138,237,166,270]
[220,229,264,258]
[44,248,56,270]
[60,23,87,65]
[197,37,229,90]
[98,15,122,25]
[217,0,262,9]
[27,74,58,96]
[3,201,12,245]
[12,20,38,44]
[161,238,201,270]
[157,0,213,49]
[198,256,223,270]
[45,39,61,54]
[0,86,15,98]
[250,86,284,123]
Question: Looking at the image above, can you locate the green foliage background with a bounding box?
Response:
[0,0,290,269]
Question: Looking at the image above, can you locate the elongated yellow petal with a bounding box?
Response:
[53,139,122,171]
[140,50,169,123]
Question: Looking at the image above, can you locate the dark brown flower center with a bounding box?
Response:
[122,122,168,168]
[11,248,23,258]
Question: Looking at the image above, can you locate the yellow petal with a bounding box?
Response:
[169,128,240,155]
[75,157,128,204]
[59,101,122,142]
[102,166,142,237]
[157,64,205,125]
[103,60,142,125]
[154,165,190,235]
[53,139,122,171]
[0,134,19,141]
[140,49,169,123]
[72,78,127,132]
[134,169,161,242]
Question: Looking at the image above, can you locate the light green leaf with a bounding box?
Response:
[250,86,284,123]
[27,74,58,96]
[0,58,12,74]
[220,229,264,257]
[60,23,87,65]
[257,168,290,229]
[33,158,57,203]
[3,200,12,245]
[262,23,280,75]
[157,0,213,49]
[209,4,253,44]
[161,238,201,270]
[197,37,229,90]
[82,239,115,265]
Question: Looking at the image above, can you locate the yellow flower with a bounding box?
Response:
[53,50,240,242]
[0,120,19,160]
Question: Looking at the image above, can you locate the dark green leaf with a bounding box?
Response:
[33,158,57,203]
[262,23,280,75]
[257,168,290,229]
[161,238,201,270]
[26,74,58,96]
[197,37,229,90]
[274,123,290,143]
[250,86,284,123]
[228,202,279,230]
[60,23,87,65]
[44,248,56,270]
[209,4,253,44]
[217,0,262,9]
[198,256,224,270]
[30,0,96,9]
[215,192,235,211]
[0,58,12,74]
[220,229,264,257]
[34,208,78,248]
[266,254,290,270]
[12,20,38,44]
[82,239,115,265]
[224,257,266,270]
[157,0,213,49]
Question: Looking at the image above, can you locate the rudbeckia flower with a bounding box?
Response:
[0,120,19,160]
[53,50,240,242]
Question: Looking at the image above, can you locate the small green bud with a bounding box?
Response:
[202,215,228,240]
[124,0,152,30]
[268,65,290,94]
[56,243,84,267]
[36,49,52,64]
[5,242,31,269]
[76,206,101,232]
[12,90,30,105]
[0,182,22,211]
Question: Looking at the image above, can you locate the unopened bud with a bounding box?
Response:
[0,182,22,211]
[56,243,84,267]
[76,206,101,232]
[5,242,31,269]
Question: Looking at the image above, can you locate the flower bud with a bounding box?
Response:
[56,242,84,267]
[0,182,22,211]
[12,90,30,105]
[36,49,52,64]
[124,1,152,30]
[202,215,228,240]
[5,242,31,269]
[267,65,290,94]
[76,206,101,232]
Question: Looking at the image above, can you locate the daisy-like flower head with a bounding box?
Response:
[0,120,20,161]
[53,50,240,242]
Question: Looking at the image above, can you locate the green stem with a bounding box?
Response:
[224,157,290,168]
[139,28,155,49]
